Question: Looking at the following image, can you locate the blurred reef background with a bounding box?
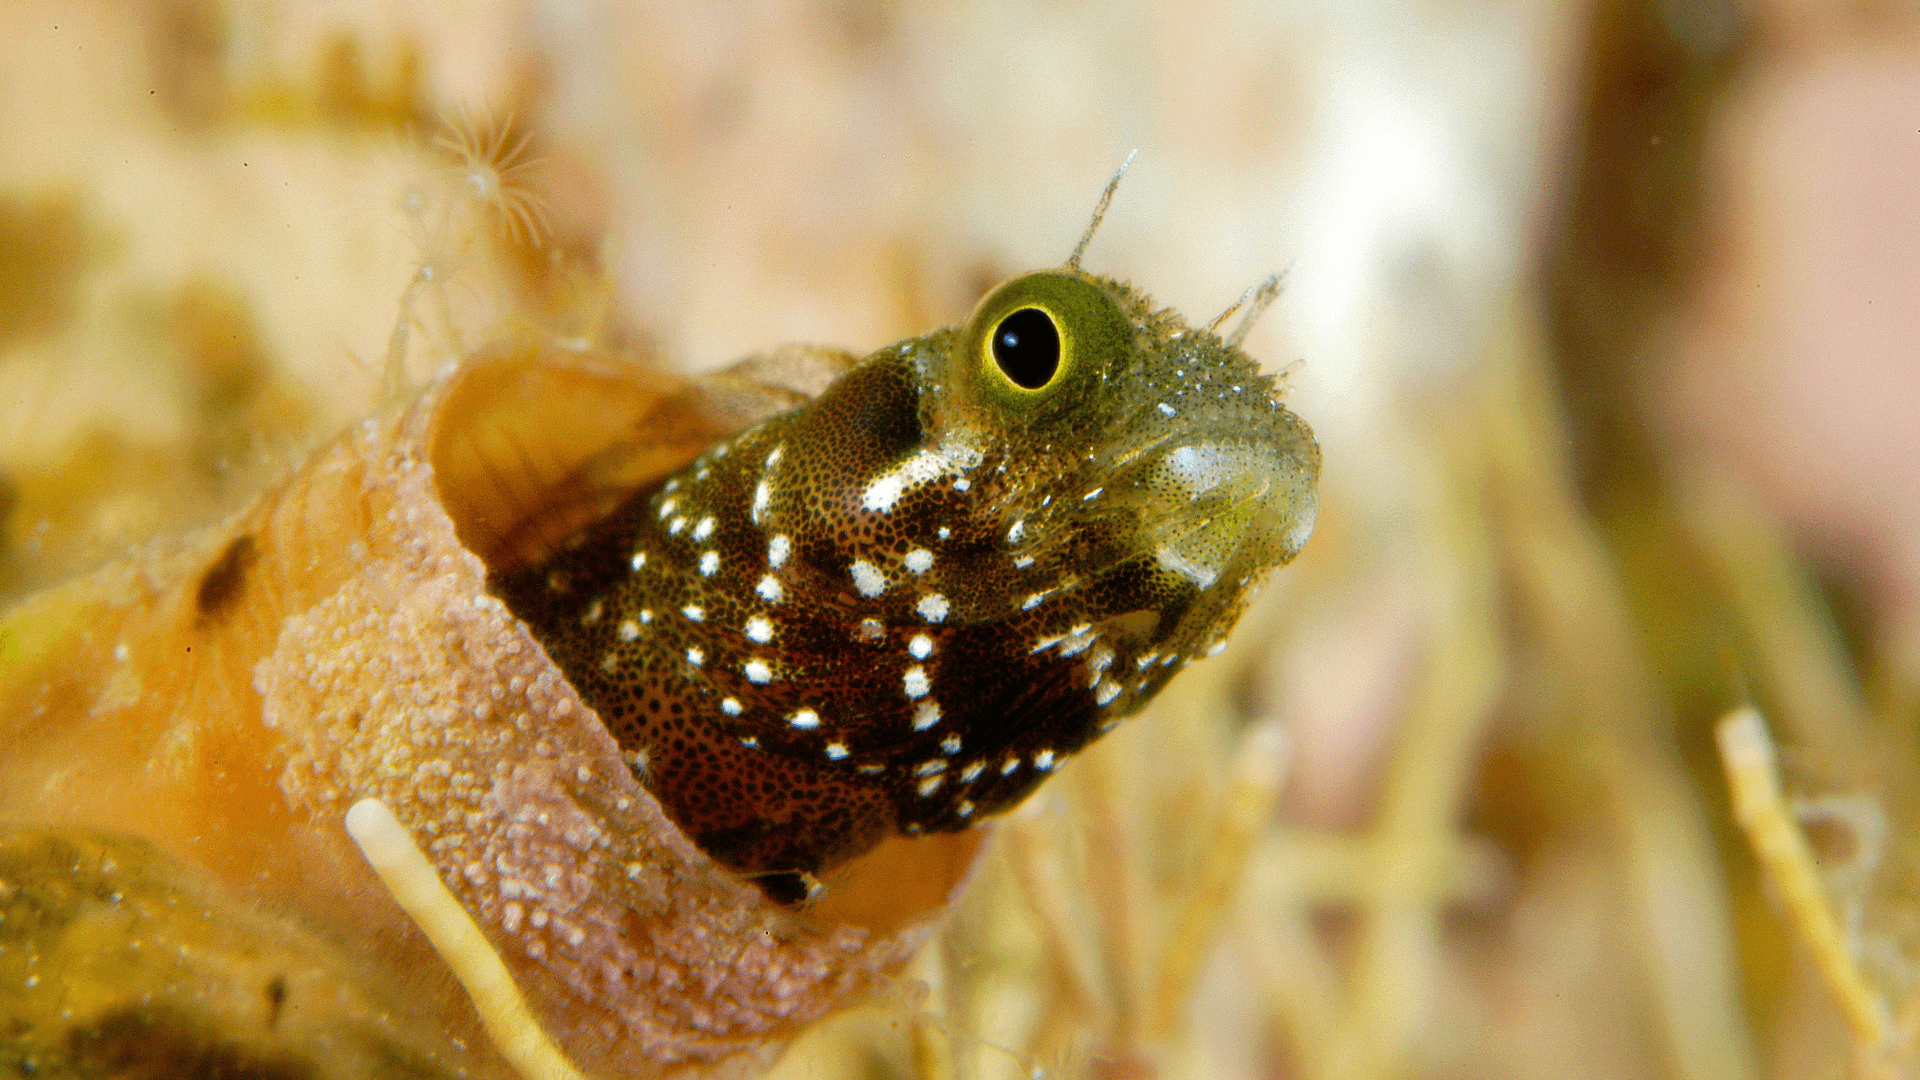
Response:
[3,1,1919,1077]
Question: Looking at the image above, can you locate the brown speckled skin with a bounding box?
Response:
[496,270,1320,877]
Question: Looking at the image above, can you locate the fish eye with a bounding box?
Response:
[961,270,1128,420]
[990,308,1061,390]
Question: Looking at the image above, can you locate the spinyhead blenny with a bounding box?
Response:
[495,190,1319,892]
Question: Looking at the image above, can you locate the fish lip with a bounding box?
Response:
[1092,425,1317,588]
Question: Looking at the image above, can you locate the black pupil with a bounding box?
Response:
[991,307,1061,390]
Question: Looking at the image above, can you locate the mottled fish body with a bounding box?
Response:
[497,264,1319,881]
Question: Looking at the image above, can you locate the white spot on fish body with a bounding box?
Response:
[744,615,774,643]
[692,516,716,541]
[850,560,887,598]
[1034,749,1057,771]
[861,475,905,514]
[908,633,933,659]
[904,547,934,573]
[681,604,704,622]
[744,659,773,684]
[913,700,942,730]
[751,480,770,524]
[903,665,930,699]
[917,593,950,623]
[617,620,640,642]
[941,734,961,755]
[917,775,945,797]
[825,742,849,760]
[698,551,719,576]
[686,647,704,666]
[757,575,784,603]
[768,534,791,568]
[861,449,953,513]
[721,697,743,716]
[789,708,820,730]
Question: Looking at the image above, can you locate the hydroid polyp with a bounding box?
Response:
[432,108,551,248]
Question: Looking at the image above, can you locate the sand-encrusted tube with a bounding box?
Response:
[0,341,983,1079]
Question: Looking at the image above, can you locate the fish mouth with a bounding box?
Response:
[991,403,1318,631]
[1142,438,1304,588]
[1102,403,1319,597]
